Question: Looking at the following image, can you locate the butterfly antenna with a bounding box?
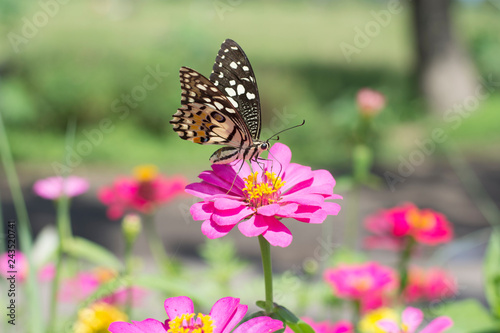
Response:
[226,159,246,195]
[266,120,305,142]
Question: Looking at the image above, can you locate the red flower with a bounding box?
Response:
[324,262,398,313]
[98,165,186,219]
[356,88,385,116]
[364,203,453,250]
[405,267,457,303]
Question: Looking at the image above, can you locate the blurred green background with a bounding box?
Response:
[1,0,499,173]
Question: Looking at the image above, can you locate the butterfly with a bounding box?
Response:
[170,39,270,164]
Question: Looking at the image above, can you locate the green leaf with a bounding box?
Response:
[275,305,315,333]
[431,299,500,333]
[484,230,500,318]
[65,237,122,270]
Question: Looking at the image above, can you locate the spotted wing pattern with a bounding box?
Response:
[209,39,262,139]
[170,67,253,148]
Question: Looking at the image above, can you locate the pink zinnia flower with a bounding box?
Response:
[405,267,457,304]
[33,176,89,200]
[60,268,145,306]
[324,262,398,313]
[0,251,54,283]
[364,203,453,250]
[98,165,187,219]
[186,143,341,247]
[356,88,385,116]
[377,307,452,333]
[109,296,284,333]
[284,317,353,333]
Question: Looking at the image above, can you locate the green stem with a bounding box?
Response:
[0,112,43,333]
[143,214,172,275]
[47,195,70,333]
[124,237,134,318]
[258,235,274,314]
[398,237,415,295]
[352,300,361,333]
[346,184,360,250]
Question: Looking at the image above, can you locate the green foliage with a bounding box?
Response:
[484,230,500,319]
[64,236,123,270]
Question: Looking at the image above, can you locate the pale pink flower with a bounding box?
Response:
[33,176,89,200]
[364,203,453,250]
[186,143,341,247]
[98,165,187,219]
[405,267,457,303]
[377,307,452,333]
[60,268,145,306]
[284,317,353,333]
[357,88,385,116]
[324,262,398,313]
[0,251,54,283]
[109,296,284,333]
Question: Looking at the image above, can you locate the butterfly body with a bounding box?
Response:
[170,39,267,164]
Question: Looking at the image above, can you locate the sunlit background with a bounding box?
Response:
[1,0,499,328]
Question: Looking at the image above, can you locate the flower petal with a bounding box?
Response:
[132,319,168,332]
[108,321,149,333]
[257,204,280,216]
[214,198,246,210]
[212,206,253,226]
[201,219,235,239]
[419,317,453,333]
[376,320,400,333]
[233,316,284,333]
[401,307,423,333]
[164,296,194,319]
[261,216,293,247]
[209,297,246,333]
[190,201,214,221]
[238,215,267,237]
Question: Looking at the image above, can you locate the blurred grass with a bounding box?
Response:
[0,0,499,172]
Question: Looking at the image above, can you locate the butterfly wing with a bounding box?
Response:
[170,67,253,148]
[210,39,262,140]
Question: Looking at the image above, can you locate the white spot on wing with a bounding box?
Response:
[225,87,236,97]
[196,84,207,91]
[210,87,218,92]
[242,66,249,71]
[214,101,223,110]
[246,92,256,100]
[237,84,245,95]
[227,97,238,108]
[218,72,224,78]
[229,80,236,86]
[231,46,238,50]
[230,62,238,69]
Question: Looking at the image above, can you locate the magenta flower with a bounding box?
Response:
[60,268,145,306]
[377,307,452,333]
[109,296,283,333]
[364,203,453,250]
[324,262,398,313]
[284,317,353,333]
[98,165,187,220]
[33,176,89,200]
[404,267,457,304]
[186,143,341,247]
[356,88,385,116]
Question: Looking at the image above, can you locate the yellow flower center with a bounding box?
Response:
[406,207,436,231]
[242,172,285,208]
[352,276,373,292]
[92,267,117,283]
[73,302,127,333]
[167,313,215,333]
[133,164,158,182]
[359,308,398,333]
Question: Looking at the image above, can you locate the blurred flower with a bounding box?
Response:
[359,308,399,333]
[98,165,187,219]
[376,307,453,333]
[0,251,55,283]
[186,143,341,247]
[60,267,145,306]
[405,267,457,304]
[0,252,29,282]
[285,317,353,333]
[356,88,385,116]
[324,262,398,313]
[74,302,127,333]
[364,203,453,250]
[109,296,284,333]
[33,176,89,200]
